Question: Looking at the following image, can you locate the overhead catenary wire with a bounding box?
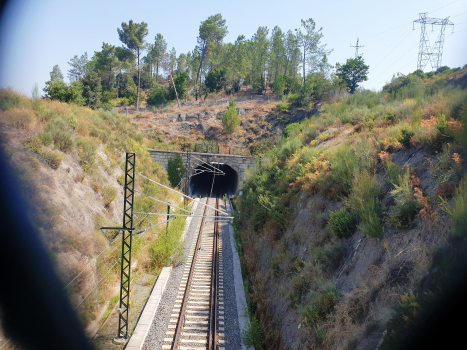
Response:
[63,178,181,291]
[62,234,122,290]
[135,172,229,215]
[134,189,191,213]
[190,155,226,175]
[133,212,233,219]
[74,258,121,310]
[132,217,176,236]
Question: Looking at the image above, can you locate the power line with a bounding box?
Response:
[367,29,413,66]
[369,30,414,71]
[367,41,419,87]
[428,0,461,14]
[451,11,467,18]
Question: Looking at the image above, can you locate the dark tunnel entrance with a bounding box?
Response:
[190,163,239,197]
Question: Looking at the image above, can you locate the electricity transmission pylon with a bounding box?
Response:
[350,38,364,58]
[413,13,454,71]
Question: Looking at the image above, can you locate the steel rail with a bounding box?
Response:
[171,198,210,350]
[208,197,220,350]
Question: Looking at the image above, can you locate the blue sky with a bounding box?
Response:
[0,0,466,96]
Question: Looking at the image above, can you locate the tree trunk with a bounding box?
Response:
[195,43,207,85]
[302,48,306,85]
[136,49,140,109]
[156,62,159,82]
[108,64,112,90]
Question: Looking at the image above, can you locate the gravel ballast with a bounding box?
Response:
[142,197,242,349]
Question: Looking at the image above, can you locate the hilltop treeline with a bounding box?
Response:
[42,15,374,110]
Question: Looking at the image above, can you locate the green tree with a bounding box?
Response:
[146,83,167,106]
[167,47,177,74]
[68,81,85,105]
[195,14,228,85]
[285,30,300,77]
[95,43,118,90]
[251,26,269,93]
[295,19,330,84]
[270,26,286,80]
[43,65,69,102]
[205,67,227,92]
[50,65,64,82]
[176,53,187,74]
[272,75,286,94]
[118,20,149,109]
[82,71,102,109]
[67,53,89,82]
[222,99,241,135]
[301,72,332,106]
[150,33,167,81]
[167,155,185,188]
[335,56,369,93]
[169,72,189,100]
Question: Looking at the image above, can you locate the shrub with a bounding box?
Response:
[385,160,401,186]
[287,94,301,107]
[314,239,346,270]
[241,314,263,348]
[359,197,384,238]
[442,180,467,238]
[53,130,74,152]
[276,101,289,113]
[349,172,383,238]
[150,216,185,268]
[329,146,358,196]
[0,89,20,111]
[327,208,357,238]
[389,168,421,228]
[41,149,63,169]
[23,137,63,169]
[103,186,116,208]
[167,155,185,188]
[299,281,339,326]
[0,109,34,128]
[278,137,302,162]
[38,131,53,146]
[76,138,96,168]
[399,127,414,148]
[222,99,241,134]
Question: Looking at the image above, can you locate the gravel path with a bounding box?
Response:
[142,198,242,349]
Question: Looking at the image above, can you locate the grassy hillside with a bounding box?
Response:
[235,68,467,349]
[0,90,189,346]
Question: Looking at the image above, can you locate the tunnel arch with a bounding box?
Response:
[189,162,239,197]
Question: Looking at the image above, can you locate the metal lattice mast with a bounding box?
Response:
[431,18,451,70]
[117,152,136,340]
[350,38,364,58]
[413,13,454,71]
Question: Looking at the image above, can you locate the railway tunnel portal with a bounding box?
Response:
[149,149,256,196]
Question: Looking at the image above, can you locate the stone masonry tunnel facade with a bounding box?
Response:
[149,149,256,194]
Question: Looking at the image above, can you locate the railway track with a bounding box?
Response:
[162,196,225,350]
